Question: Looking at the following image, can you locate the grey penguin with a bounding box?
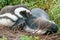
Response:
[23,8,58,34]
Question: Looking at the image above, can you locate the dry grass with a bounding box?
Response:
[0,26,60,40]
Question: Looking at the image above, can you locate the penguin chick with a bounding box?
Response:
[24,16,58,35]
[0,5,31,29]
[23,8,58,35]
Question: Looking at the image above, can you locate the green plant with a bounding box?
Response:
[20,34,39,40]
[0,36,7,40]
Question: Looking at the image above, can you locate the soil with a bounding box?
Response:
[0,26,60,40]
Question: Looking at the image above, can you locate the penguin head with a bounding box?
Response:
[14,5,31,18]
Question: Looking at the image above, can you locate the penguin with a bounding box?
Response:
[23,8,58,34]
[0,5,31,29]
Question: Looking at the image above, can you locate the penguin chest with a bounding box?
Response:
[0,13,18,27]
[0,18,15,27]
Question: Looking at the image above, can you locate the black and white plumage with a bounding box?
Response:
[23,8,58,34]
[0,5,31,29]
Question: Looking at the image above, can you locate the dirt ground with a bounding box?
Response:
[0,26,60,40]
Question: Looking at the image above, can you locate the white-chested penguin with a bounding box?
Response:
[23,8,58,34]
[0,5,31,29]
